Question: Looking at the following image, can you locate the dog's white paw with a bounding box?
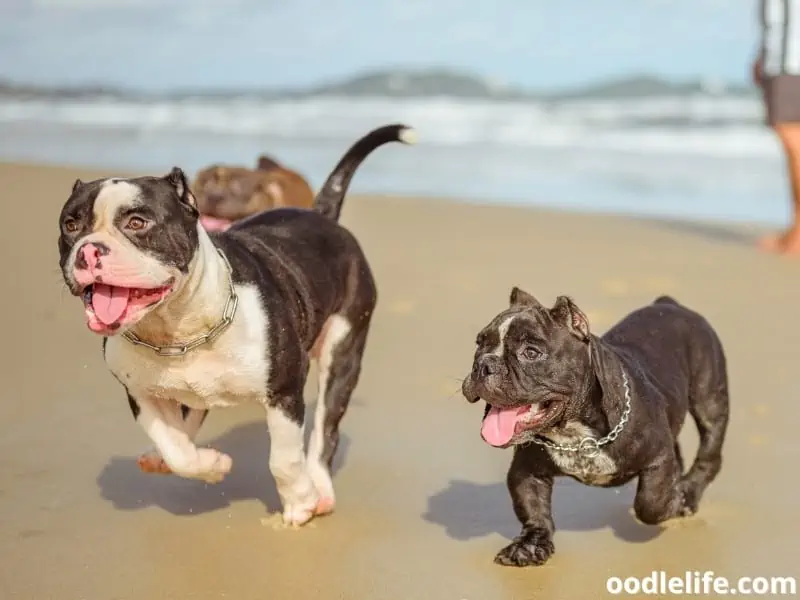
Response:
[193,449,232,484]
[157,448,232,483]
[278,481,340,527]
[282,491,321,527]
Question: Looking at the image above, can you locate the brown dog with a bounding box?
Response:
[192,155,314,231]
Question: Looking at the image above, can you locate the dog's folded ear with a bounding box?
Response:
[509,286,543,308]
[165,167,198,214]
[257,155,280,171]
[71,179,84,194]
[550,295,590,341]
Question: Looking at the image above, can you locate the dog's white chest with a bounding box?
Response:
[541,422,619,485]
[104,285,270,409]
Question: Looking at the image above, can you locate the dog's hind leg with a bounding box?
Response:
[682,377,729,514]
[633,450,688,525]
[265,391,321,527]
[306,309,373,516]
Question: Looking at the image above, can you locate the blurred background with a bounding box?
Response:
[0,0,781,226]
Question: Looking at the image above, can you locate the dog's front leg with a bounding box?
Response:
[131,395,231,483]
[633,449,690,524]
[495,449,556,567]
[265,396,321,527]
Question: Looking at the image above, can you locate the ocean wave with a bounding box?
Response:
[0,94,776,158]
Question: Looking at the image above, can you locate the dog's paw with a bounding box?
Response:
[281,494,335,527]
[194,449,232,484]
[137,449,231,483]
[282,506,314,528]
[677,480,700,517]
[137,453,172,475]
[282,499,318,528]
[494,531,554,567]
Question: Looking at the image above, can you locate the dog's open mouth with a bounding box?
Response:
[82,282,173,334]
[480,399,560,448]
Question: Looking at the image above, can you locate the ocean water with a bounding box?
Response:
[0,93,792,227]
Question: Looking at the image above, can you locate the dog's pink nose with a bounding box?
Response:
[77,242,110,271]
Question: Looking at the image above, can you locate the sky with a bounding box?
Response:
[0,0,760,92]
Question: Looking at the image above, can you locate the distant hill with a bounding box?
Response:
[303,70,754,99]
[302,69,528,99]
[0,68,756,102]
[555,74,752,99]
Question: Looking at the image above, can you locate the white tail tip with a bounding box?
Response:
[399,127,418,145]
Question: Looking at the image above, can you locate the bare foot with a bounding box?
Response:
[758,233,781,251]
[137,453,172,475]
[758,227,800,255]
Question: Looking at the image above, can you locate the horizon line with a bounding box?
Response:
[0,67,755,97]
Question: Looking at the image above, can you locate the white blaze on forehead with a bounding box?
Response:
[492,315,516,357]
[93,179,142,232]
[62,176,173,290]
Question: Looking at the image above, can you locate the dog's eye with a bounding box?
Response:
[63,218,79,234]
[125,216,148,231]
[520,345,542,360]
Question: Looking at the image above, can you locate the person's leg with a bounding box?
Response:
[759,122,800,254]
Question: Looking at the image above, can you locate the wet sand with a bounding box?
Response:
[2,161,799,599]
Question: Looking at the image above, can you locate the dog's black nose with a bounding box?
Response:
[478,355,501,378]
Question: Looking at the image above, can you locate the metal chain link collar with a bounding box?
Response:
[531,369,632,458]
[121,248,238,357]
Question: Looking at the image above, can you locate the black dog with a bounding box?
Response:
[57,124,416,527]
[461,288,729,567]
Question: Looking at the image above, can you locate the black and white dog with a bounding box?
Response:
[462,288,729,566]
[57,124,416,526]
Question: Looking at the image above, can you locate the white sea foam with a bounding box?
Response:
[0,92,790,226]
[0,94,775,158]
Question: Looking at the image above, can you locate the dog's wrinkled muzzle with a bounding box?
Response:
[70,239,175,335]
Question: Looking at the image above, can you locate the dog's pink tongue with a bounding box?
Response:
[481,406,525,447]
[200,215,232,231]
[92,284,130,325]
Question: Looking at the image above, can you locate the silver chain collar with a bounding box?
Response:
[121,248,239,357]
[530,369,632,458]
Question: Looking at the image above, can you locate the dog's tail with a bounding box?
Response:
[653,295,680,306]
[312,124,417,221]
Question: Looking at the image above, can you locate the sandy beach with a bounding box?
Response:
[3,160,799,600]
